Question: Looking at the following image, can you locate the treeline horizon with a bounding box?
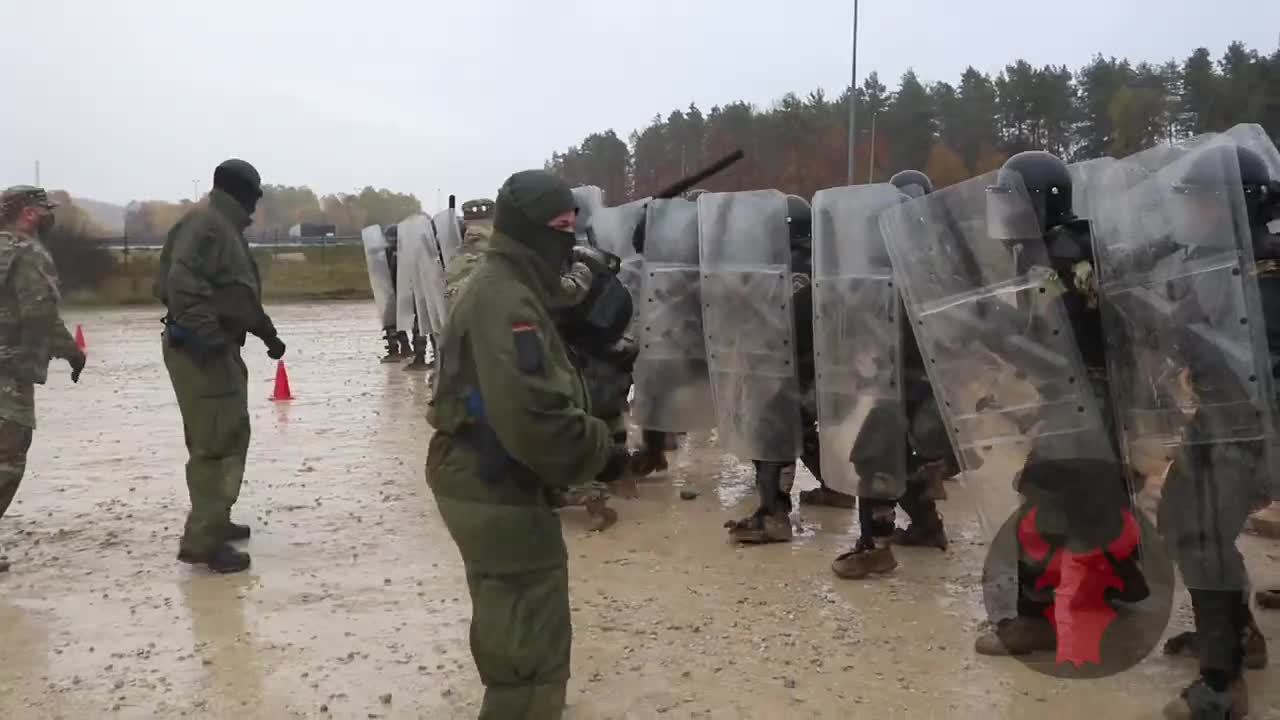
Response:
[545,41,1280,202]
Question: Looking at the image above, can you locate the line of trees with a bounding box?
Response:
[124,185,422,241]
[546,42,1280,201]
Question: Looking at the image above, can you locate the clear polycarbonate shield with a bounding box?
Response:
[1068,157,1116,226]
[572,185,605,245]
[394,223,418,336]
[589,198,650,328]
[398,215,447,336]
[361,225,396,329]
[811,184,906,499]
[698,190,800,461]
[1092,137,1277,590]
[880,171,1117,537]
[433,208,462,266]
[631,198,715,432]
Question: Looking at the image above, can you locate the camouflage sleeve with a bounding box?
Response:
[556,262,593,306]
[12,245,76,360]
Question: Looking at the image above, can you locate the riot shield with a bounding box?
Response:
[880,171,1116,537]
[699,190,800,462]
[1068,157,1115,225]
[361,225,396,329]
[395,222,418,336]
[812,184,906,499]
[1226,122,1280,183]
[1092,137,1277,590]
[433,208,462,266]
[631,198,716,432]
[572,185,605,245]
[398,214,447,336]
[589,198,649,328]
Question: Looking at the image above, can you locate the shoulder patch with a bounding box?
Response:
[512,322,544,375]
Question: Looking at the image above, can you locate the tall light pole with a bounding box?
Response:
[868,111,878,183]
[845,0,860,185]
[191,180,199,200]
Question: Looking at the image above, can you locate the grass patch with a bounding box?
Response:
[66,245,374,306]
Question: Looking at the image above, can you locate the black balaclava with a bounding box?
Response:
[213,159,264,216]
[493,170,577,282]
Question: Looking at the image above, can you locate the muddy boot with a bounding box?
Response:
[404,335,430,371]
[1164,624,1269,670]
[832,541,898,580]
[1256,589,1280,609]
[630,448,668,476]
[224,521,251,542]
[379,329,400,363]
[178,544,251,574]
[891,523,948,551]
[585,498,618,532]
[1162,678,1248,720]
[974,616,1056,656]
[725,511,792,544]
[798,487,857,509]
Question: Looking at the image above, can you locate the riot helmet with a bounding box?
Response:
[889,169,933,199]
[1172,142,1275,244]
[992,151,1073,236]
[786,194,812,241]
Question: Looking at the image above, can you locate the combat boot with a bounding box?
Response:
[630,448,668,476]
[1163,622,1269,670]
[584,498,618,532]
[832,542,898,580]
[1162,678,1248,720]
[178,544,251,574]
[725,511,792,544]
[224,521,251,542]
[974,616,1056,656]
[891,522,948,551]
[798,487,857,509]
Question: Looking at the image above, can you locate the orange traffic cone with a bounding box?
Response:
[74,324,86,351]
[270,360,293,401]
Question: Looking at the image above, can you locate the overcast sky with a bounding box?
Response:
[2,0,1276,210]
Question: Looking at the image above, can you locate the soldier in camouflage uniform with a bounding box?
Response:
[448,198,621,530]
[0,187,87,573]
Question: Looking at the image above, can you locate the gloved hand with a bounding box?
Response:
[67,349,86,383]
[264,335,287,360]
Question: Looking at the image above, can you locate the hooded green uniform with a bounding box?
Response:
[155,189,277,557]
[426,171,611,719]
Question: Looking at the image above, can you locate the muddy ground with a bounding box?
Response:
[1,303,1277,720]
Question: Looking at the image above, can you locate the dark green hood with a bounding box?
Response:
[492,170,576,296]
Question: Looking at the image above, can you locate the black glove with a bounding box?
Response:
[67,349,86,383]
[265,335,287,360]
[597,445,631,484]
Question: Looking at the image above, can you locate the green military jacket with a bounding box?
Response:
[154,189,276,347]
[0,230,78,428]
[427,231,611,571]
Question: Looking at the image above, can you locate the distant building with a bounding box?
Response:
[288,223,337,237]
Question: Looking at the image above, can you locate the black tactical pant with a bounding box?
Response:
[1158,432,1263,689]
[752,397,821,515]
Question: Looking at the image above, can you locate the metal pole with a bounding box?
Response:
[868,112,877,182]
[846,0,859,185]
[192,180,199,200]
[34,161,40,186]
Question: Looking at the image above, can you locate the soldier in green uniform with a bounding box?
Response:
[0,187,86,572]
[426,170,630,719]
[154,159,286,574]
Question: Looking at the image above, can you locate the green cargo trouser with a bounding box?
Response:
[0,419,34,520]
[162,341,250,556]
[430,492,571,720]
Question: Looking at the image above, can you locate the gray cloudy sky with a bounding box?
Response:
[2,0,1276,210]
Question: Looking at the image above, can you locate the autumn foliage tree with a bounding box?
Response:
[546,41,1280,199]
